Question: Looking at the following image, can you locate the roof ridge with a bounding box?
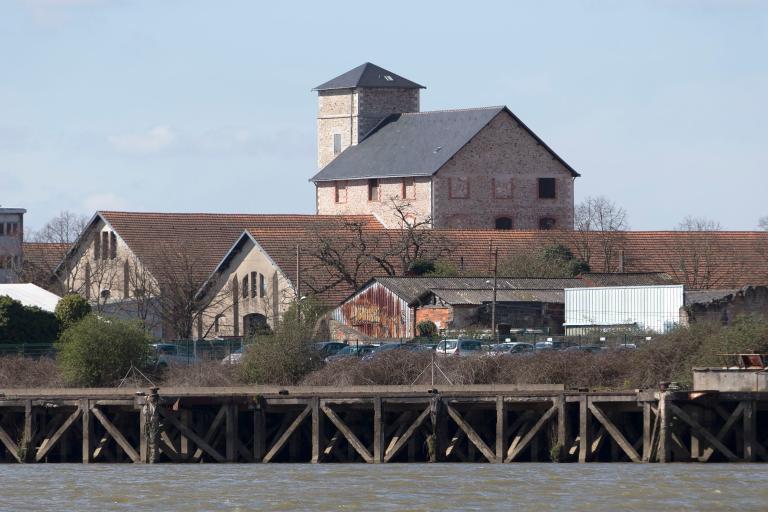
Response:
[400,105,505,116]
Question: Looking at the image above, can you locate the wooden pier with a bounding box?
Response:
[0,385,766,463]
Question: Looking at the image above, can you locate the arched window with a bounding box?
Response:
[495,217,513,230]
[243,313,270,338]
[242,275,249,299]
[539,217,556,230]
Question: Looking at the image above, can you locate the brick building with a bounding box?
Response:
[311,62,579,230]
[0,208,25,283]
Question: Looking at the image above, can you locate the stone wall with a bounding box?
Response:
[432,111,575,230]
[316,177,432,228]
[316,87,419,169]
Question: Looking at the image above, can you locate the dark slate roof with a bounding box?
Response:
[310,106,580,182]
[580,272,675,287]
[314,62,425,91]
[371,276,586,305]
[311,107,505,182]
[431,288,565,305]
[684,289,740,306]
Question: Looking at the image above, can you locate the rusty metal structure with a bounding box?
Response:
[333,281,412,339]
[1,385,766,464]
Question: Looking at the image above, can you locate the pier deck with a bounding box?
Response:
[1,385,766,463]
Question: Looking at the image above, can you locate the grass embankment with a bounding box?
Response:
[1,316,767,390]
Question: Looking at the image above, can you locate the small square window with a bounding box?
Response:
[493,177,513,199]
[402,178,415,199]
[539,217,556,230]
[333,134,342,155]
[335,181,347,203]
[368,179,380,202]
[495,217,513,230]
[449,177,469,199]
[538,178,556,199]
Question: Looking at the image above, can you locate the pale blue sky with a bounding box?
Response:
[1,0,766,231]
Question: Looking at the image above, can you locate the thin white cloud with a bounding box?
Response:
[108,125,177,155]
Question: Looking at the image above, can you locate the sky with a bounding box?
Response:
[1,0,766,232]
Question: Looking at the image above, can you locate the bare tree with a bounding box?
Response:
[570,196,628,272]
[759,216,768,231]
[676,216,722,232]
[143,242,234,340]
[305,199,452,293]
[22,211,88,291]
[668,215,732,289]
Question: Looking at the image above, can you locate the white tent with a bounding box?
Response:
[0,283,61,313]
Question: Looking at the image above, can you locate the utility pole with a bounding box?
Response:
[296,244,301,324]
[491,249,498,343]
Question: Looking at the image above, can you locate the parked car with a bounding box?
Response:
[221,346,244,365]
[489,342,535,354]
[362,343,434,361]
[435,339,484,357]
[533,340,570,351]
[151,343,199,368]
[563,345,604,353]
[325,344,378,362]
[312,341,348,358]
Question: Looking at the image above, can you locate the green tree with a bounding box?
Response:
[499,244,590,278]
[416,320,438,338]
[56,315,152,386]
[55,294,92,330]
[0,295,59,344]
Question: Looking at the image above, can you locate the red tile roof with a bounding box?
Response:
[92,211,768,305]
[99,211,384,289]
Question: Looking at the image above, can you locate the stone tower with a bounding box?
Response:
[314,62,424,169]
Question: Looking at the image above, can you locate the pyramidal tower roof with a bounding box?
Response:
[313,62,425,91]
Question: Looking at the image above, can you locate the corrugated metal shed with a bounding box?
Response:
[372,276,585,305]
[331,280,412,339]
[564,285,684,333]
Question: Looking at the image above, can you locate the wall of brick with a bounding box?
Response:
[415,306,453,331]
[316,177,432,228]
[432,111,575,230]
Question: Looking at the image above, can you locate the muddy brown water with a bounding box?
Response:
[0,463,766,511]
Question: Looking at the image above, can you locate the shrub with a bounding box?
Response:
[416,320,438,338]
[56,315,152,387]
[55,294,91,331]
[0,355,63,388]
[0,295,59,344]
[237,297,326,385]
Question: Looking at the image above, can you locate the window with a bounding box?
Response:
[539,217,556,230]
[1,223,19,237]
[109,232,117,259]
[538,178,556,199]
[101,232,109,260]
[250,271,257,298]
[241,275,249,299]
[495,217,513,230]
[449,177,469,199]
[402,177,415,199]
[493,177,513,199]
[368,179,380,201]
[333,133,342,155]
[259,273,266,298]
[334,181,347,203]
[214,314,223,334]
[93,233,101,259]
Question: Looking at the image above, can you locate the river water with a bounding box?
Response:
[0,463,766,511]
